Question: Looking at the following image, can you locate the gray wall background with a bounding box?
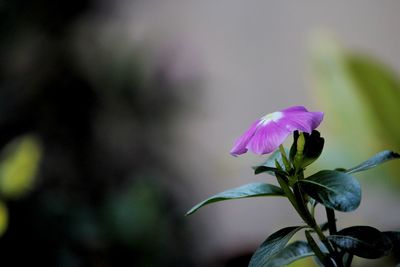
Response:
[103,1,400,264]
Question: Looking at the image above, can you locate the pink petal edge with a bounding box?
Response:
[230,119,261,156]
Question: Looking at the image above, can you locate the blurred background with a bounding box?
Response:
[1,1,400,266]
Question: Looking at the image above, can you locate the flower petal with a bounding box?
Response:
[230,120,261,156]
[279,110,324,133]
[247,122,290,154]
[230,106,324,156]
[281,106,308,113]
[309,111,324,129]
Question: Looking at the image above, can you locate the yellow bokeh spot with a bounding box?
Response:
[0,135,42,199]
[287,257,318,267]
[0,201,8,236]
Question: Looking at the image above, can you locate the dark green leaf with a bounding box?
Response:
[186,183,284,215]
[249,226,305,267]
[254,149,288,175]
[383,231,400,249]
[346,150,400,174]
[290,130,300,162]
[254,166,284,176]
[328,226,393,259]
[383,231,400,261]
[297,170,361,212]
[264,241,314,267]
[289,130,325,169]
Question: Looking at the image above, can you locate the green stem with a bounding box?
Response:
[344,253,353,267]
[292,186,340,266]
[275,171,313,227]
[325,208,337,235]
[292,171,341,267]
[275,161,342,266]
[313,223,341,267]
[313,224,329,244]
[275,173,299,212]
[293,183,315,226]
[310,201,316,218]
[314,212,343,267]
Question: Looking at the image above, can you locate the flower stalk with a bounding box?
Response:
[278,144,340,266]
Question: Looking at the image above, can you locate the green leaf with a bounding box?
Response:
[311,37,400,186]
[254,149,289,175]
[297,170,361,212]
[328,226,393,259]
[383,231,400,260]
[249,226,306,267]
[347,54,400,151]
[263,241,314,267]
[346,150,400,174]
[185,183,284,215]
[289,130,325,169]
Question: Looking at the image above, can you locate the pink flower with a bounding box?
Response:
[230,106,324,156]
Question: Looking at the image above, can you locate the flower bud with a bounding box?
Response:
[296,133,306,156]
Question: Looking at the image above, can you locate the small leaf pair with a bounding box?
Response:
[249,226,312,267]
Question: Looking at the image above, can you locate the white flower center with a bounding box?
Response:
[260,111,283,125]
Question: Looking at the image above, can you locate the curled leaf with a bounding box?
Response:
[328,226,393,259]
[298,170,361,212]
[346,150,400,174]
[249,226,306,267]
